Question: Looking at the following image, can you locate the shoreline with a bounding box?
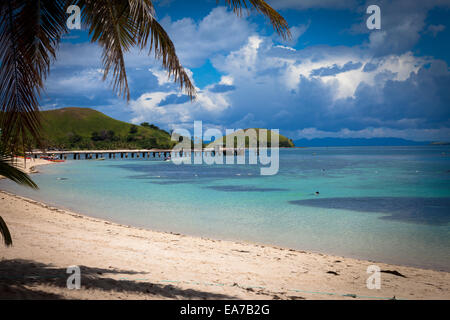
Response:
[1,188,449,299]
[2,187,448,274]
[1,159,449,299]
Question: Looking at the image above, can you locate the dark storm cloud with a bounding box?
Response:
[311,61,363,76]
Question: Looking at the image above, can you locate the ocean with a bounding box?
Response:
[1,146,449,271]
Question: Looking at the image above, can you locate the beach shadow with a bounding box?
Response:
[0,259,236,300]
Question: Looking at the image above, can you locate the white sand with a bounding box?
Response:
[0,160,449,300]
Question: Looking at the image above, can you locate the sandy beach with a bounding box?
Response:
[0,168,449,300]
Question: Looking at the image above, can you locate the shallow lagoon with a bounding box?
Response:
[2,146,449,270]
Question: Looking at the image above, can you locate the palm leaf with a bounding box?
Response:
[0,0,67,152]
[0,146,37,246]
[77,0,136,100]
[221,0,291,40]
[128,0,196,98]
[0,158,38,188]
[77,0,196,100]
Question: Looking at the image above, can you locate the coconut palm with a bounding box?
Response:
[0,0,290,245]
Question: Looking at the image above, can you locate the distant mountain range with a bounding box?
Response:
[293,137,432,147]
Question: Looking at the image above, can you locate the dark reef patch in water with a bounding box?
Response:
[114,163,260,182]
[147,179,201,185]
[289,197,450,226]
[206,185,288,192]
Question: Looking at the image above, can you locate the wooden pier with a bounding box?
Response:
[27,148,247,160]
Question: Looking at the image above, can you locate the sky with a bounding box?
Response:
[41,0,450,142]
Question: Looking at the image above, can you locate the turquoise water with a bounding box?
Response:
[1,146,449,271]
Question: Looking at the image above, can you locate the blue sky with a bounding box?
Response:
[41,0,450,141]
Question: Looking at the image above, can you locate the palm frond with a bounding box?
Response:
[0,146,38,247]
[0,0,67,152]
[221,0,291,40]
[129,0,196,98]
[77,0,196,100]
[77,0,136,100]
[0,155,38,189]
[76,0,288,101]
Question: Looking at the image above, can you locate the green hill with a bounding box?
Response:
[208,128,295,148]
[39,107,175,150]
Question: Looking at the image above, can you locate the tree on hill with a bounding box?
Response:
[68,132,83,145]
[91,130,117,142]
[129,125,139,134]
[141,122,160,130]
